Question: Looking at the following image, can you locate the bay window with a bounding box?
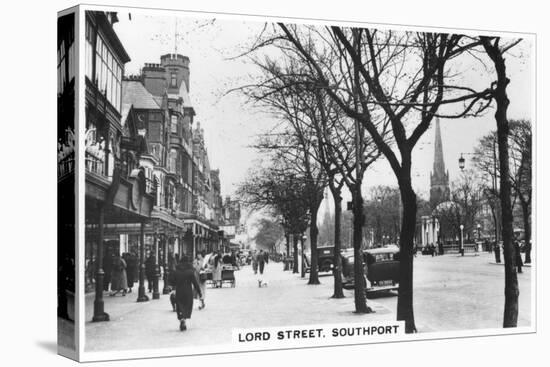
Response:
[94,34,122,112]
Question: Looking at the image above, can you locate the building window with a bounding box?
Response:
[85,19,94,81]
[149,122,162,142]
[171,115,178,134]
[169,149,178,173]
[170,72,177,88]
[57,25,75,94]
[94,34,122,112]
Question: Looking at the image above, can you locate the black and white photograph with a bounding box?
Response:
[55,2,537,362]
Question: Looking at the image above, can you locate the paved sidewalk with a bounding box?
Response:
[84,263,393,352]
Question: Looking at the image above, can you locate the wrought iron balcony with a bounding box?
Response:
[85,151,105,177]
[58,153,75,181]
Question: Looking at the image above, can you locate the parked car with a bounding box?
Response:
[341,246,400,294]
[304,246,336,273]
[317,246,335,272]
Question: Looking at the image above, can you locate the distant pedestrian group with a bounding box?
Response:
[101,251,138,296]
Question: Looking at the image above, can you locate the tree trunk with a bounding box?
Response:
[490,204,501,263]
[308,204,321,285]
[284,233,290,271]
[352,183,370,313]
[520,198,531,264]
[286,233,290,256]
[293,235,299,274]
[397,176,417,333]
[487,43,519,328]
[332,193,345,298]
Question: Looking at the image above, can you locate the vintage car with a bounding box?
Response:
[304,245,336,273]
[341,246,400,294]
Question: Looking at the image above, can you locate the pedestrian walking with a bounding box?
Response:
[145,251,156,293]
[257,250,266,275]
[263,250,269,264]
[193,252,206,309]
[167,252,177,291]
[212,251,223,288]
[171,255,203,331]
[230,250,239,270]
[251,250,258,274]
[109,253,127,296]
[514,241,523,273]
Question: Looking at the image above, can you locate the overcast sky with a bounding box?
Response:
[112,10,533,222]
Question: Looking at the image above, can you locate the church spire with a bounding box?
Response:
[433,117,446,175]
[430,117,450,207]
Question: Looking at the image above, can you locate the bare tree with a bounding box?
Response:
[253,218,285,252]
[473,132,502,262]
[278,25,491,332]
[364,186,402,245]
[480,36,523,328]
[237,161,311,272]
[239,48,383,297]
[240,58,328,284]
[434,173,483,249]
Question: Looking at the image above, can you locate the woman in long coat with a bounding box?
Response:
[109,254,127,296]
[173,256,203,331]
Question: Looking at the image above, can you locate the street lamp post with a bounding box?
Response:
[458,154,465,170]
[459,224,464,256]
[153,231,160,300]
[162,236,171,294]
[137,221,149,302]
[92,204,109,321]
[458,152,476,171]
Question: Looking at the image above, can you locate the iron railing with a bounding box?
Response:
[58,154,75,180]
[85,151,105,176]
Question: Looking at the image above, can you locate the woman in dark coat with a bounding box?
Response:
[173,255,203,331]
[125,252,138,293]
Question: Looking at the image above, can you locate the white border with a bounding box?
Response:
[75,3,538,363]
